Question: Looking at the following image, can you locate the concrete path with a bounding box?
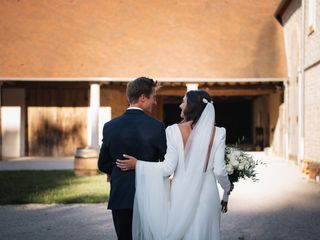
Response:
[221,154,320,240]
[0,153,320,240]
[0,156,73,170]
[0,204,116,240]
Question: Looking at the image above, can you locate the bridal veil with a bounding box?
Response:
[133,102,216,240]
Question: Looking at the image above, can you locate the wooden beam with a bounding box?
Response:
[157,86,186,96]
[0,77,288,83]
[207,89,278,96]
[158,85,282,97]
[274,0,293,25]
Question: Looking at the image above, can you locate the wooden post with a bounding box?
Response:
[0,82,2,160]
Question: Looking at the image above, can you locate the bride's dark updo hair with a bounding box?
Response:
[184,90,212,127]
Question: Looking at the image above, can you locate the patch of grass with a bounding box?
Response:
[0,171,109,204]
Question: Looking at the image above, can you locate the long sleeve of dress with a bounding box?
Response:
[136,125,179,177]
[213,128,231,202]
[159,126,179,176]
[133,127,178,240]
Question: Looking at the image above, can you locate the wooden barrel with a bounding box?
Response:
[74,147,99,176]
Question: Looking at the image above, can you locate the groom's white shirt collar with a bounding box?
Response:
[127,107,144,111]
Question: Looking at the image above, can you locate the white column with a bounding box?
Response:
[87,83,100,148]
[1,88,25,158]
[1,107,20,157]
[186,83,199,91]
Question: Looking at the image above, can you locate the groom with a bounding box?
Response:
[98,77,167,240]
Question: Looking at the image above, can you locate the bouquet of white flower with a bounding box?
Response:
[225,146,260,183]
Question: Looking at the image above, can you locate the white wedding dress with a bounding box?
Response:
[133,103,231,240]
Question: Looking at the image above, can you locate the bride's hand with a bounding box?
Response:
[228,182,234,195]
[116,154,137,171]
[221,200,228,213]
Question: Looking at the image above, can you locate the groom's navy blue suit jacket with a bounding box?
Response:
[98,109,167,210]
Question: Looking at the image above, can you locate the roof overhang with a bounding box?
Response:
[274,0,292,24]
[0,77,287,83]
[274,0,301,25]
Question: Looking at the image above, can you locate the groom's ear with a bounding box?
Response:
[135,94,144,106]
[139,94,147,103]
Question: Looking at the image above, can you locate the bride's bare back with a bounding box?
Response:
[178,122,192,148]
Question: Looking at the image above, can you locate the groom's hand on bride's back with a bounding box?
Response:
[116,154,137,171]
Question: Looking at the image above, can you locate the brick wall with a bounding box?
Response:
[304,0,320,162]
[282,0,320,162]
[304,66,320,162]
[304,0,320,68]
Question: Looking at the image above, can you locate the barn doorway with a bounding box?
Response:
[213,96,253,145]
[163,96,182,127]
[162,96,254,146]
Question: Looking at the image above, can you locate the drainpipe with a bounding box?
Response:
[284,80,289,161]
[298,0,305,165]
[0,82,2,160]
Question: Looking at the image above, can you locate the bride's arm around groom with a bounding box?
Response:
[117,124,179,177]
[117,90,233,239]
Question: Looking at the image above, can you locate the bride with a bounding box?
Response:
[117,90,232,240]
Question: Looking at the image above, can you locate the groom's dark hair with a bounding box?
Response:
[184,90,212,128]
[126,77,157,103]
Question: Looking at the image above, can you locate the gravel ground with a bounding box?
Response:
[1,153,320,240]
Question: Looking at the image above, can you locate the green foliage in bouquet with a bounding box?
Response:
[224,147,261,183]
